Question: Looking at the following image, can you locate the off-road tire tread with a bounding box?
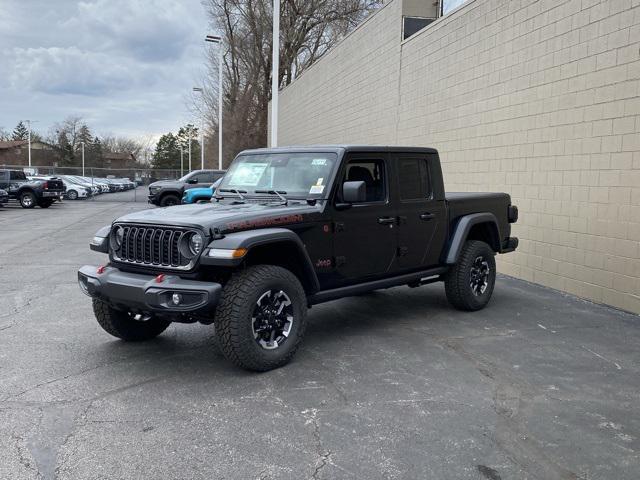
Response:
[216,265,307,372]
[92,299,171,341]
[445,240,496,312]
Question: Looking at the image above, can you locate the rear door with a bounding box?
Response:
[392,153,447,269]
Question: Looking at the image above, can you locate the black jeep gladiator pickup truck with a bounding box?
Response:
[148,169,225,206]
[0,169,65,208]
[79,146,518,371]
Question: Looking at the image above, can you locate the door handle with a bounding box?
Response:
[420,213,436,221]
[377,217,395,225]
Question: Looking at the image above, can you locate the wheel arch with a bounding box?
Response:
[444,213,500,265]
[202,228,320,294]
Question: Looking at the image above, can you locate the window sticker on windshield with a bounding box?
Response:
[229,163,268,186]
[309,185,325,195]
[311,159,327,166]
[316,178,324,186]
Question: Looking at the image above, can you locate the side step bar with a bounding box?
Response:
[308,267,449,306]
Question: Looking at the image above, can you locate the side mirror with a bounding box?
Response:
[187,178,198,184]
[343,181,366,203]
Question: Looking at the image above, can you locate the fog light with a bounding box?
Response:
[171,293,183,305]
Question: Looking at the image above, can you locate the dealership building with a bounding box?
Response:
[271,0,640,314]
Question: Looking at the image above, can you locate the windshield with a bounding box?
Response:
[219,152,337,198]
[177,172,196,182]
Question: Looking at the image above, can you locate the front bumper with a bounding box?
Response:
[0,195,8,204]
[78,265,222,314]
[148,192,159,204]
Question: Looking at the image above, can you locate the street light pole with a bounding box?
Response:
[205,35,224,169]
[271,0,280,147]
[188,131,192,172]
[180,144,184,177]
[193,87,205,170]
[81,141,85,176]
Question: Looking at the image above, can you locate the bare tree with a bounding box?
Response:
[198,0,382,166]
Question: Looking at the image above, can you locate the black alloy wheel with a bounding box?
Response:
[251,290,294,350]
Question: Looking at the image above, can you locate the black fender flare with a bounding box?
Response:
[444,213,500,265]
[201,228,321,293]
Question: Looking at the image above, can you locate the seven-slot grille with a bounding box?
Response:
[113,225,196,269]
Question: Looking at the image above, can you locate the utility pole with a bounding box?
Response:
[270,0,280,147]
[193,87,206,170]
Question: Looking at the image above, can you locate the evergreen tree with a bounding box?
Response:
[12,121,29,141]
[151,133,180,170]
[58,131,75,166]
[91,137,104,168]
[176,124,201,164]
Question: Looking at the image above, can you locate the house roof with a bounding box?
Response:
[0,140,28,150]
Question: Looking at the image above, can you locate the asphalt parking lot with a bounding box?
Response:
[0,200,638,480]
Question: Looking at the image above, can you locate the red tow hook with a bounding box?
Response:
[96,265,106,274]
[155,274,166,283]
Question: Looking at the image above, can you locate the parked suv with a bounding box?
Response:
[79,146,518,371]
[0,169,65,208]
[148,170,225,206]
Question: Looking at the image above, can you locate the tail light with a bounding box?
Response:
[43,181,48,189]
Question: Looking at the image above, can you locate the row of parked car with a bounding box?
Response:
[43,175,137,200]
[0,168,136,208]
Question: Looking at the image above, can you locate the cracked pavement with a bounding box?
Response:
[0,200,639,479]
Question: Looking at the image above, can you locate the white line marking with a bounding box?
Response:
[582,346,622,370]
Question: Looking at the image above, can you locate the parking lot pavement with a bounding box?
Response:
[0,201,638,480]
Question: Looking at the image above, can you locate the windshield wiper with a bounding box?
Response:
[218,188,247,201]
[255,189,288,205]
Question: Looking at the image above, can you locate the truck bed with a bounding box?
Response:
[445,192,512,243]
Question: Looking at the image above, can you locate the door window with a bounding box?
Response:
[9,170,27,181]
[398,158,431,201]
[343,159,386,203]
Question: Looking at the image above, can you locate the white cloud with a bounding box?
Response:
[0,0,210,139]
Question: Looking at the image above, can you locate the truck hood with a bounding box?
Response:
[149,180,182,189]
[114,201,322,233]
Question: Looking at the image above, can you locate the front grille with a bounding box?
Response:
[112,225,198,270]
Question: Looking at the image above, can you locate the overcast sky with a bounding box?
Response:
[0,0,211,141]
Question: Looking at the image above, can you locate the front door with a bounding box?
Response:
[331,153,397,284]
[392,153,447,269]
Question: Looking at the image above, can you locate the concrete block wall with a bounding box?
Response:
[276,0,640,314]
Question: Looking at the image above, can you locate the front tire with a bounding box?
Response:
[19,191,36,209]
[445,240,496,311]
[215,265,308,372]
[67,190,79,200]
[92,299,171,341]
[160,194,180,207]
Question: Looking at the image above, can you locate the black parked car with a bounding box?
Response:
[148,169,225,206]
[0,169,65,208]
[80,146,519,372]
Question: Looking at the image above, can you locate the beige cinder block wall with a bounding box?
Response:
[275,0,640,314]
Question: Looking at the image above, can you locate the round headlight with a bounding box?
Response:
[110,226,124,250]
[189,233,203,256]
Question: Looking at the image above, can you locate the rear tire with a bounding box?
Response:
[19,191,36,209]
[39,199,53,208]
[445,240,496,311]
[92,299,171,341]
[160,194,180,207]
[215,265,308,372]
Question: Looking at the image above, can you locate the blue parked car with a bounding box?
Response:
[181,178,222,204]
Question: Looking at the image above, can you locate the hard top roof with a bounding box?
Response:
[239,145,438,156]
